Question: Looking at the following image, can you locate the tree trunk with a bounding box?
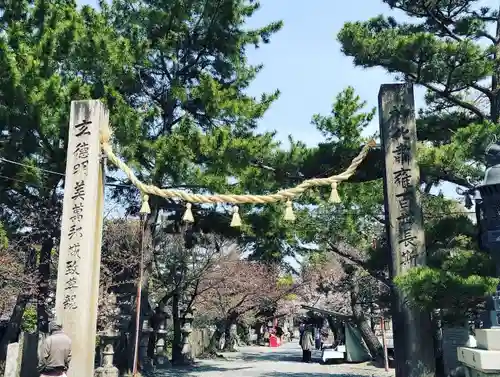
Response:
[0,294,30,362]
[37,237,53,334]
[127,290,152,372]
[171,292,183,364]
[352,308,384,361]
[326,316,343,345]
[223,321,238,352]
[241,324,250,345]
[255,322,263,345]
[207,323,223,354]
[350,278,384,361]
[490,6,500,123]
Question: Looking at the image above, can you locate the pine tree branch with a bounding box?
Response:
[423,4,462,42]
[326,241,392,288]
[406,73,488,120]
[388,4,494,99]
[477,31,498,44]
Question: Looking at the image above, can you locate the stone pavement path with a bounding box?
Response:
[155,341,395,377]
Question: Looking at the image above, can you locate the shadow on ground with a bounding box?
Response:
[153,364,253,376]
[236,350,304,363]
[263,373,383,377]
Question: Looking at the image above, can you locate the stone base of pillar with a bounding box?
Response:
[462,366,500,377]
[94,365,120,377]
[458,329,500,375]
[155,354,171,369]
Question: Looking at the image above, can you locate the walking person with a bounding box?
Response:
[315,328,321,350]
[38,321,72,377]
[300,325,314,363]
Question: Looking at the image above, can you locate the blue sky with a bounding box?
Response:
[78,0,421,146]
[242,0,421,146]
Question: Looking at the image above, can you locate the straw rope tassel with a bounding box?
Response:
[329,182,341,203]
[139,194,151,214]
[182,203,195,223]
[230,206,242,227]
[283,200,296,221]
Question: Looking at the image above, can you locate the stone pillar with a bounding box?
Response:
[94,330,120,377]
[3,342,20,377]
[55,101,108,377]
[378,84,435,377]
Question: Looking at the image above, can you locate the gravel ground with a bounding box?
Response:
[155,341,395,377]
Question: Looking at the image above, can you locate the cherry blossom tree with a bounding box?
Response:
[196,251,301,351]
[299,251,387,360]
[97,219,142,331]
[0,233,37,363]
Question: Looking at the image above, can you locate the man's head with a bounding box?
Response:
[49,321,62,334]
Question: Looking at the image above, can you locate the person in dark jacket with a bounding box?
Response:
[38,321,72,377]
[300,325,314,363]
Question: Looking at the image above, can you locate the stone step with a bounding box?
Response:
[476,329,500,351]
[458,347,500,372]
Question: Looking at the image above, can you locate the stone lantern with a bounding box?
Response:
[474,142,500,327]
[139,319,153,372]
[94,329,120,377]
[476,143,500,249]
[458,142,500,374]
[95,291,121,377]
[180,308,195,362]
[154,305,170,368]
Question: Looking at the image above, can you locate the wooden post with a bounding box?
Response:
[55,101,108,377]
[379,84,435,377]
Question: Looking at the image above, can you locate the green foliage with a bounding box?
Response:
[311,86,375,148]
[283,293,298,301]
[98,0,316,263]
[276,274,293,287]
[394,263,498,316]
[0,222,7,250]
[21,306,37,334]
[297,86,384,250]
[0,0,135,239]
[0,0,300,266]
[105,0,283,190]
[336,0,500,318]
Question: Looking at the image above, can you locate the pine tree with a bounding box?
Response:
[338,0,499,187]
[0,0,135,350]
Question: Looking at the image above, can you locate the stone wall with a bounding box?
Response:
[442,326,469,376]
[189,328,213,358]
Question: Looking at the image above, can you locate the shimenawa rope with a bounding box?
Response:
[100,124,375,226]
